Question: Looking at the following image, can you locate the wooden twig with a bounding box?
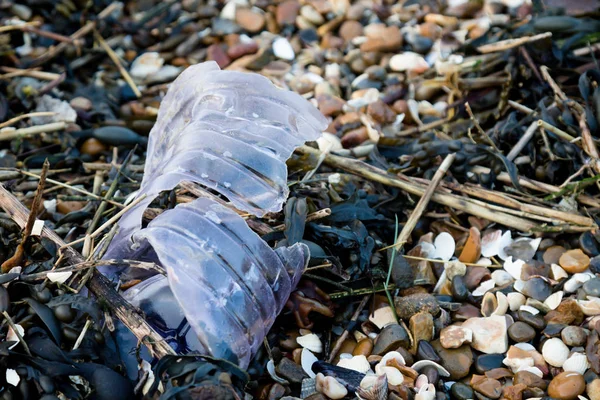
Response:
[0,67,62,81]
[477,32,552,53]
[0,184,176,358]
[0,121,67,141]
[2,160,49,273]
[296,146,550,233]
[465,103,501,153]
[0,112,57,129]
[93,30,141,98]
[327,295,370,363]
[394,154,456,249]
[507,121,539,161]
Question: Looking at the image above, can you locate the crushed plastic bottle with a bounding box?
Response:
[103,61,327,368]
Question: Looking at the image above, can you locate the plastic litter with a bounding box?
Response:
[103,61,326,368]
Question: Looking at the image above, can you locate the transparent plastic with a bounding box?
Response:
[103,61,327,367]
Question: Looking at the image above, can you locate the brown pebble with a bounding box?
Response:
[56,200,86,214]
[366,100,397,124]
[548,371,585,400]
[227,42,259,60]
[514,370,547,390]
[276,0,300,25]
[470,375,502,399]
[316,94,345,117]
[207,44,231,68]
[235,8,266,32]
[80,138,107,157]
[587,379,600,400]
[559,249,590,273]
[503,383,527,400]
[543,245,566,265]
[70,96,92,111]
[484,368,512,380]
[545,299,584,325]
[341,127,368,148]
[352,338,373,357]
[360,25,402,52]
[339,20,363,41]
[459,227,481,263]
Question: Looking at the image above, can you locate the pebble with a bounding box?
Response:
[272,37,295,60]
[416,340,441,364]
[470,375,502,399]
[548,371,586,400]
[583,277,600,297]
[440,325,472,349]
[409,312,434,353]
[514,370,547,390]
[451,382,474,400]
[300,5,324,25]
[316,94,345,116]
[543,245,566,264]
[451,275,470,301]
[360,26,402,52]
[461,316,508,354]
[508,321,536,343]
[561,326,587,347]
[372,324,410,355]
[366,100,396,124]
[545,299,583,325]
[559,249,590,273]
[517,277,552,301]
[276,0,300,25]
[431,340,473,380]
[587,379,600,400]
[590,255,600,274]
[394,293,440,320]
[276,357,308,383]
[474,354,504,374]
[227,42,259,59]
[70,97,92,111]
[80,138,107,157]
[338,20,363,41]
[207,44,231,68]
[389,52,429,73]
[459,227,481,263]
[580,231,600,257]
[518,309,546,330]
[352,338,373,357]
[235,8,266,32]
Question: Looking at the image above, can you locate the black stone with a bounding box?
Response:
[580,231,600,257]
[417,340,441,363]
[591,255,600,274]
[518,310,546,330]
[298,29,319,44]
[451,382,474,400]
[451,275,469,301]
[474,354,504,374]
[543,324,566,338]
[422,365,439,386]
[276,357,308,384]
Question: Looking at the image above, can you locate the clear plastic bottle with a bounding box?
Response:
[103,61,327,368]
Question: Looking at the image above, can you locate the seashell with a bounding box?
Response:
[519,304,540,315]
[551,263,569,281]
[301,378,317,399]
[518,366,544,377]
[503,355,534,372]
[525,298,549,313]
[378,351,406,369]
[507,292,526,311]
[415,374,429,391]
[564,272,594,293]
[357,374,387,400]
[491,269,514,286]
[481,230,511,258]
[497,231,514,260]
[420,242,436,258]
[493,292,509,316]
[542,338,569,367]
[301,348,318,378]
[297,333,323,353]
[433,269,448,294]
[562,353,589,375]
[472,279,495,296]
[481,292,497,317]
[369,306,397,329]
[5,369,19,387]
[337,355,372,374]
[317,133,343,152]
[432,232,455,261]
[543,291,563,310]
[415,383,436,400]
[578,297,600,316]
[411,360,451,377]
[316,373,348,399]
[267,360,289,384]
[375,365,404,385]
[504,257,525,280]
[6,324,24,350]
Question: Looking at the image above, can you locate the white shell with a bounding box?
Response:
[337,355,372,374]
[47,271,72,284]
[503,355,534,372]
[297,333,323,353]
[497,231,513,260]
[518,366,544,377]
[301,348,318,378]
[472,279,495,296]
[504,257,525,280]
[6,324,24,350]
[378,366,404,385]
[564,272,594,293]
[267,360,289,384]
[369,306,397,329]
[5,369,19,386]
[543,291,563,310]
[492,270,514,286]
[415,383,436,400]
[519,305,540,315]
[542,338,569,367]
[507,292,526,311]
[562,353,589,375]
[493,292,509,316]
[378,351,406,368]
[551,264,569,281]
[316,373,348,399]
[411,360,451,377]
[432,232,455,261]
[578,297,600,316]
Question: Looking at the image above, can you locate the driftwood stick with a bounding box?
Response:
[0,184,176,358]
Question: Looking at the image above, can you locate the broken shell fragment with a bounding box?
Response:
[411,360,451,377]
[297,333,323,353]
[316,373,348,399]
[543,291,563,310]
[337,355,372,374]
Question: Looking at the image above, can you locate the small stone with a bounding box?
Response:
[440,325,473,349]
[300,5,324,25]
[544,245,566,265]
[461,316,508,354]
[474,354,504,374]
[235,8,265,32]
[584,277,600,297]
[504,239,538,261]
[518,277,552,301]
[10,4,32,20]
[389,52,429,73]
[503,383,527,400]
[276,357,308,384]
[56,201,86,214]
[272,37,295,60]
[485,368,513,380]
[394,293,440,320]
[590,255,600,274]
[518,309,546,330]
[276,0,300,25]
[451,382,474,400]
[459,227,481,263]
[316,94,345,117]
[587,379,600,400]
[341,127,368,148]
[471,376,502,399]
[545,299,584,325]
[409,312,433,353]
[416,340,441,364]
[360,25,402,52]
[514,370,547,390]
[298,28,319,44]
[207,44,231,68]
[451,275,470,301]
[580,232,600,257]
[431,340,474,380]
[508,321,536,343]
[80,138,108,157]
[372,324,410,355]
[352,338,373,357]
[562,326,588,347]
[227,42,259,59]
[559,249,590,274]
[548,371,586,400]
[366,100,396,124]
[70,97,92,111]
[338,20,363,41]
